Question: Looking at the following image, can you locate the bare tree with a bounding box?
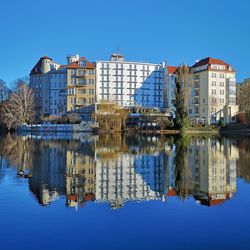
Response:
[93,100,128,132]
[0,79,10,103]
[0,82,35,130]
[238,84,250,124]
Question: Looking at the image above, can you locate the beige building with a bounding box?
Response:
[65,150,95,208]
[66,55,96,120]
[189,138,238,206]
[189,57,238,124]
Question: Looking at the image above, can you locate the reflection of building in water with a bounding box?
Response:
[95,137,175,208]
[189,138,238,206]
[65,150,95,208]
[29,144,66,205]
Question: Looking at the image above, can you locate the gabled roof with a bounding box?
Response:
[192,57,230,68]
[67,57,95,69]
[167,66,177,74]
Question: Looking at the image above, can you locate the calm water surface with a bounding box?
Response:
[0,133,250,250]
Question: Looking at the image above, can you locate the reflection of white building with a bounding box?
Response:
[95,152,167,208]
[96,54,166,109]
[189,138,238,206]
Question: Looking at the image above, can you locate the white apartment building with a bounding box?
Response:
[96,54,166,109]
[189,57,238,124]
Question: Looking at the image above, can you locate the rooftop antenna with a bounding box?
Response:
[117,43,120,54]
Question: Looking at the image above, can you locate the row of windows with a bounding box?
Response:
[211,72,225,78]
[70,98,95,104]
[71,69,94,75]
[211,89,225,95]
[211,81,225,87]
[100,63,160,71]
[51,74,66,79]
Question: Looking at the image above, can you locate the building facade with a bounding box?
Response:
[188,138,238,206]
[29,56,62,117]
[66,55,96,120]
[96,54,166,109]
[189,57,238,124]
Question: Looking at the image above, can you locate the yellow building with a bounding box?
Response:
[67,56,96,120]
[65,150,95,208]
[189,138,238,206]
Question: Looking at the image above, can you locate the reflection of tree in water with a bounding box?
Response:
[174,137,193,200]
[0,133,36,171]
[237,138,250,183]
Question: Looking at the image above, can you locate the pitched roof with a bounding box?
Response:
[30,56,52,75]
[192,57,230,68]
[67,57,95,69]
[167,66,177,74]
[192,57,235,72]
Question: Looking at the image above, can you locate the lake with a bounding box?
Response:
[0,133,250,250]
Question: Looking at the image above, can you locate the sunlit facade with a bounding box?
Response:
[96,54,166,109]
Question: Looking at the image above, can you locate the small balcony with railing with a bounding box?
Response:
[194,99,200,106]
[193,90,199,98]
[194,83,200,90]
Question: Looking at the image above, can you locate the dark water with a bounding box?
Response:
[0,133,250,250]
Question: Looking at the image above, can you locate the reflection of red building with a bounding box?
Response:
[194,192,233,207]
[66,193,95,207]
[166,187,176,197]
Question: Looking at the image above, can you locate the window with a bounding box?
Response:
[220,90,224,95]
[211,72,216,77]
[220,73,225,78]
[220,82,224,87]
[211,89,216,94]
[211,81,216,86]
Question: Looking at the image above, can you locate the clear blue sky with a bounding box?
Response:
[0,0,249,84]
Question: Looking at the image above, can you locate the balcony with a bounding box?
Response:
[194,101,199,106]
[193,92,199,98]
[194,84,199,89]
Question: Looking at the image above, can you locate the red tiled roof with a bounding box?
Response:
[67,58,95,69]
[192,57,230,68]
[167,188,176,196]
[85,193,95,201]
[167,66,177,74]
[67,195,77,201]
[208,199,227,206]
[192,57,235,72]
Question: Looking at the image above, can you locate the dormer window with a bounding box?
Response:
[78,60,86,67]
